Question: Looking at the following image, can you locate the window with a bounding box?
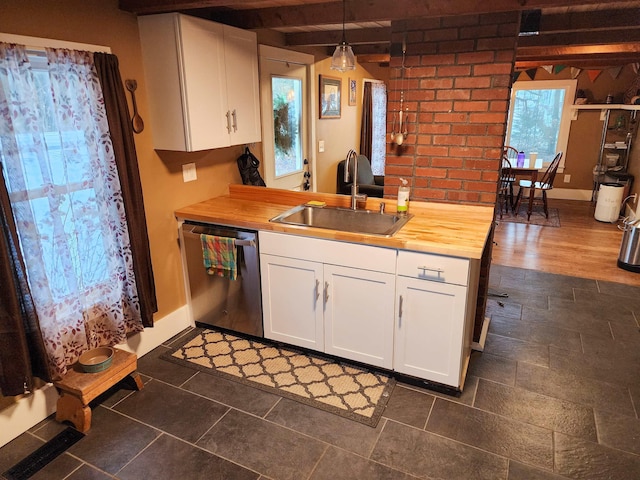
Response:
[0,43,143,377]
[272,75,303,178]
[3,61,109,302]
[369,81,387,176]
[506,79,576,169]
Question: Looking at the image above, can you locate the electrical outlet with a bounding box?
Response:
[182,163,197,182]
[564,174,571,183]
[318,140,325,153]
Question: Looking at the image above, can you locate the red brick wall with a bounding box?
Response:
[384,13,520,205]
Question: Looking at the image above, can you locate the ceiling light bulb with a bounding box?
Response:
[330,42,356,72]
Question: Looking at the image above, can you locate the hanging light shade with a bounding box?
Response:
[330,0,356,72]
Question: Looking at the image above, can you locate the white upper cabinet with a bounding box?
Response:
[138,13,261,151]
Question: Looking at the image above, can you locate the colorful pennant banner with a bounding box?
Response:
[607,66,623,79]
[586,70,602,82]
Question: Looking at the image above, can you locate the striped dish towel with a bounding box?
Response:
[200,234,237,280]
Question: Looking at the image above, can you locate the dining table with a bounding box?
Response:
[509,157,545,215]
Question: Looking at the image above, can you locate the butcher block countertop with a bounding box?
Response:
[174,185,495,260]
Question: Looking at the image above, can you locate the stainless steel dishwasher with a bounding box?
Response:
[180,221,263,337]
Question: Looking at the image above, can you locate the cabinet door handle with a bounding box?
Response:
[225,110,232,133]
[324,281,329,304]
[398,295,403,328]
[315,279,320,304]
[232,109,238,132]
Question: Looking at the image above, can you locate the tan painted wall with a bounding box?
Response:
[251,33,390,194]
[314,59,389,193]
[1,0,247,320]
[520,66,639,194]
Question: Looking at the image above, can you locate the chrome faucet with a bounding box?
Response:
[344,149,367,210]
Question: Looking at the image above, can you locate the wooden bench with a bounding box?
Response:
[54,348,143,432]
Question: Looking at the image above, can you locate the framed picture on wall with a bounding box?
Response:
[319,75,341,118]
[348,78,357,106]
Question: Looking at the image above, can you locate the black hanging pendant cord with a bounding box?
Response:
[341,0,347,44]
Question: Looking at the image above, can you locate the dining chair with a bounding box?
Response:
[513,152,563,221]
[503,145,519,165]
[497,157,515,218]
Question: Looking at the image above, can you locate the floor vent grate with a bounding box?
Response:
[2,427,84,480]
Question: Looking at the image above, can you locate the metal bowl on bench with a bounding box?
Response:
[78,347,115,373]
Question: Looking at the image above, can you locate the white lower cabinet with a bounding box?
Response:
[394,251,471,388]
[323,265,395,369]
[259,231,477,388]
[260,254,324,351]
[394,277,467,386]
[259,231,396,368]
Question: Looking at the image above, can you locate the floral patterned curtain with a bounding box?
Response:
[0,43,143,378]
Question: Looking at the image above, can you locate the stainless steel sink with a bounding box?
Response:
[269,204,412,237]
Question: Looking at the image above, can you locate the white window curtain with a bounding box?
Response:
[0,43,143,377]
[370,82,387,176]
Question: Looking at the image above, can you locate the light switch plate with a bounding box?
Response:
[182,163,197,182]
[318,140,325,153]
[564,174,571,183]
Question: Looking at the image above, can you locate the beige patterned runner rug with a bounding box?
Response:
[163,328,395,427]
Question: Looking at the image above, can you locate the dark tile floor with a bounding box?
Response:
[2,265,640,479]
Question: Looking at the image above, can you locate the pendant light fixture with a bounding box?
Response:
[330,0,356,72]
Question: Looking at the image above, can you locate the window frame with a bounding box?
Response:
[506,79,577,172]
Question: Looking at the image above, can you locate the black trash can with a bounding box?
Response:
[618,217,640,273]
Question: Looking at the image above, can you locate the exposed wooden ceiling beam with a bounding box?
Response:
[517,43,640,59]
[516,43,640,68]
[516,58,638,68]
[119,0,335,15]
[286,24,640,52]
[519,29,640,49]
[539,7,640,33]
[121,0,613,27]
[356,53,390,65]
[356,45,640,68]
[285,27,391,47]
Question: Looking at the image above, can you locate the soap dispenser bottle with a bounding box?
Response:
[397,178,410,214]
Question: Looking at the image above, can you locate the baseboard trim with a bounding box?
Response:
[0,305,191,448]
[546,188,592,201]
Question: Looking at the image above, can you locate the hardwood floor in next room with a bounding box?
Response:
[492,198,640,286]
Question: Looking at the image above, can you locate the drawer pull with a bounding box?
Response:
[315,279,320,303]
[324,281,330,304]
[398,295,403,328]
[418,266,444,276]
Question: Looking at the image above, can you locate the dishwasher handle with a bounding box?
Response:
[183,225,256,247]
